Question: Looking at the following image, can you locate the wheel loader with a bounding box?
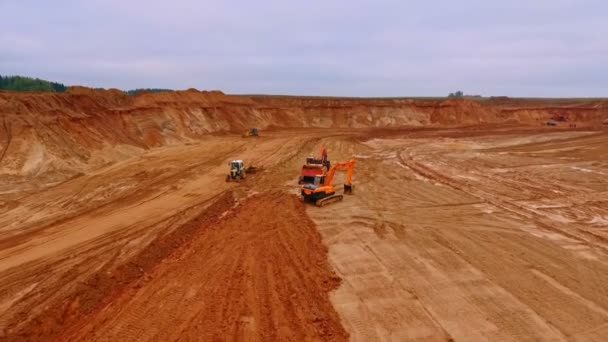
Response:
[243,128,259,137]
[226,160,259,182]
[301,158,355,207]
[226,160,247,182]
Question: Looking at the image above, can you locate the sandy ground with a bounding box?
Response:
[64,193,347,342]
[1,127,608,341]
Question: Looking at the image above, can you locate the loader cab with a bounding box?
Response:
[230,160,244,171]
[226,160,247,182]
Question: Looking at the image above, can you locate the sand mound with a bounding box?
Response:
[43,192,347,341]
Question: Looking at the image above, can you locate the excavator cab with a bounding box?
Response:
[313,175,325,185]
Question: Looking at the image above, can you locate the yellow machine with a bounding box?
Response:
[226,160,247,182]
[243,128,259,137]
[225,160,259,182]
[301,159,355,207]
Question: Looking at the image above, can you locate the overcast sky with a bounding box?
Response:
[1,0,606,96]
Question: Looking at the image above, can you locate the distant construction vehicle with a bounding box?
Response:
[551,113,568,122]
[301,158,355,207]
[243,128,259,137]
[226,160,247,182]
[226,160,258,182]
[299,147,331,184]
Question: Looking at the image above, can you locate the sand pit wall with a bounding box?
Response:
[1,90,606,184]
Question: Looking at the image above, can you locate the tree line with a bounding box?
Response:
[125,88,173,96]
[0,75,67,92]
[448,90,481,98]
[2,74,477,99]
[0,75,173,95]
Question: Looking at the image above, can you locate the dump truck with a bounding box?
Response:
[298,147,331,184]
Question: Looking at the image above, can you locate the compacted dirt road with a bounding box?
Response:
[1,126,608,341]
[313,129,608,341]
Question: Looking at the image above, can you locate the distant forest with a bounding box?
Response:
[0,75,67,92]
[0,75,173,95]
[124,88,173,96]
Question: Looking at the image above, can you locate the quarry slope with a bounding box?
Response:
[1,89,606,189]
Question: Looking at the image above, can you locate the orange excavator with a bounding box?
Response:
[301,158,355,207]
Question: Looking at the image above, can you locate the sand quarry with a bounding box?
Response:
[1,89,608,341]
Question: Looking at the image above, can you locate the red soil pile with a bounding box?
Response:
[4,191,236,341]
[56,193,347,341]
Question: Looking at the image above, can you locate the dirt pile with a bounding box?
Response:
[3,190,236,341]
[1,89,606,186]
[57,192,347,342]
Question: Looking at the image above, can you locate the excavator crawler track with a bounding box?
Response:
[315,194,343,207]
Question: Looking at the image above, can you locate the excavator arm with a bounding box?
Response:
[323,158,355,187]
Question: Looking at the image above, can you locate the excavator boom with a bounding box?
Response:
[323,159,355,187]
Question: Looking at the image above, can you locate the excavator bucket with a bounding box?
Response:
[344,184,354,194]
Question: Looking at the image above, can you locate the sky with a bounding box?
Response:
[1,0,606,97]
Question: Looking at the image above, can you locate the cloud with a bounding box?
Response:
[1,0,606,96]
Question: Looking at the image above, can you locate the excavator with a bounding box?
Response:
[301,158,355,207]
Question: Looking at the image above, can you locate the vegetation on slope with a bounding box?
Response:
[125,88,174,96]
[0,74,173,95]
[0,75,67,92]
